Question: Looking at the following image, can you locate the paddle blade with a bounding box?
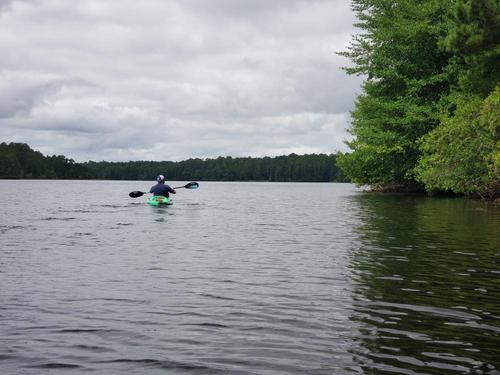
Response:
[173,182,199,189]
[129,191,146,198]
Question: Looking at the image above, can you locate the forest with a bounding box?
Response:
[0,142,347,182]
[338,0,499,200]
[0,142,92,179]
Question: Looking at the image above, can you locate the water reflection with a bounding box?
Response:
[348,194,500,374]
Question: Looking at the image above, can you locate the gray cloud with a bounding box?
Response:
[0,0,361,161]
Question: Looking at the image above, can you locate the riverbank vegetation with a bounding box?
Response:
[0,142,347,182]
[338,0,499,200]
[0,142,92,179]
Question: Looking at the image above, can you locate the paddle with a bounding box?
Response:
[129,182,199,198]
[175,182,199,190]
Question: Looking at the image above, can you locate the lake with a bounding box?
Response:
[1,180,499,374]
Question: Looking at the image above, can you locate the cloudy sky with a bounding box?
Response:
[0,0,362,162]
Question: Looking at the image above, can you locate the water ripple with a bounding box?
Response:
[1,181,499,374]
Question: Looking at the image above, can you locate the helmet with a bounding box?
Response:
[156,174,165,183]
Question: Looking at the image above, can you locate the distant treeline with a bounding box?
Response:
[0,142,92,179]
[0,142,348,182]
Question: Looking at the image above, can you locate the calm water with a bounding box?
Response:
[1,180,499,374]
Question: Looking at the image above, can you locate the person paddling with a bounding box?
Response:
[150,174,176,198]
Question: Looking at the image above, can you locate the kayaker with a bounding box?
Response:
[150,175,176,198]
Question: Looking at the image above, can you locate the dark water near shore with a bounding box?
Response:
[1,180,499,374]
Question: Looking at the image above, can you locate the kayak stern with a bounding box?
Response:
[147,195,173,206]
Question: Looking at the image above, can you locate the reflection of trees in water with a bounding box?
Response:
[346,194,500,374]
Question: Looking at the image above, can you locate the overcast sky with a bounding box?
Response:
[0,0,362,162]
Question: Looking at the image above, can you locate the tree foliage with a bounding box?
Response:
[0,142,348,182]
[338,0,455,188]
[84,153,348,182]
[416,88,500,199]
[339,0,500,199]
[442,0,500,97]
[0,142,92,179]
[415,0,500,198]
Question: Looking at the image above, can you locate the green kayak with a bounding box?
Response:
[147,195,173,206]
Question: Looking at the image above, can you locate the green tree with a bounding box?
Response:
[414,0,500,199]
[0,143,22,178]
[338,0,455,189]
[442,0,500,97]
[416,88,499,199]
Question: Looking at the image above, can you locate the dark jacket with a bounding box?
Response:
[150,183,175,197]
